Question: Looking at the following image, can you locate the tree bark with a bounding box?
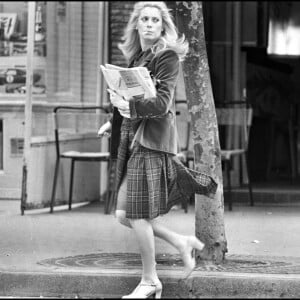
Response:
[174,1,228,263]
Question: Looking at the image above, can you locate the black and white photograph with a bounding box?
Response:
[0,1,300,299]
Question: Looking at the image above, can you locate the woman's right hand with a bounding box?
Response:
[97,121,112,138]
[108,89,131,118]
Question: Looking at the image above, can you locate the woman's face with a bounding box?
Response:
[137,6,163,46]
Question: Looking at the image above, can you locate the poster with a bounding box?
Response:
[0,66,46,94]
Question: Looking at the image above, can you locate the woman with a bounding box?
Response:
[98,2,217,298]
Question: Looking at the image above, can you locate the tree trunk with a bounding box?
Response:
[174,1,228,263]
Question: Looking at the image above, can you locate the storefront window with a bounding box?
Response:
[0,2,105,103]
[268,2,300,56]
[0,1,46,95]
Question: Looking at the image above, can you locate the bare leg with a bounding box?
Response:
[115,175,204,278]
[115,175,131,227]
[150,218,204,278]
[122,217,162,299]
[129,218,160,283]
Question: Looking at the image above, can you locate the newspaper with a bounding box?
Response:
[100,64,156,100]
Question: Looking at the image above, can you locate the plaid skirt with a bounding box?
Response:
[114,118,218,219]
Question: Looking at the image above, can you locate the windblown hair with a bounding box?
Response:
[118,1,189,63]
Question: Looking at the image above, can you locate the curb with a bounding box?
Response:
[1,269,300,298]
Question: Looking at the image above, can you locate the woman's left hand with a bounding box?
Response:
[108,89,130,118]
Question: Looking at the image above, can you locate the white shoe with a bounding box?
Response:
[181,236,204,279]
[122,280,162,299]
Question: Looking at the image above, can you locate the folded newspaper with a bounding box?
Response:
[100,64,156,100]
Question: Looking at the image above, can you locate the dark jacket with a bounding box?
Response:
[110,48,180,158]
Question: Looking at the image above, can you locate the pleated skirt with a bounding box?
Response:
[114,118,218,220]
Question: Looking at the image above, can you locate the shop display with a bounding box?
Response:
[0,67,46,94]
[0,3,46,95]
[0,13,17,40]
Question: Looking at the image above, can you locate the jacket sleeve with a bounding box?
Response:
[129,49,179,119]
[110,107,123,159]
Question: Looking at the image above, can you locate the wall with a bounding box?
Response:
[26,136,103,209]
[109,1,135,66]
[0,108,24,199]
[82,1,101,103]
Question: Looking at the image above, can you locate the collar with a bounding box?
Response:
[133,48,154,67]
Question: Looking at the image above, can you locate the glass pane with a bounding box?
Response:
[0,1,46,95]
[267,2,300,56]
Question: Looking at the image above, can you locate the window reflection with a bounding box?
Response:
[0,1,46,95]
[268,1,300,56]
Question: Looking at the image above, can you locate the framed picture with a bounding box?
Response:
[0,13,17,40]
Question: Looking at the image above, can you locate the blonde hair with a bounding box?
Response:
[118,1,189,63]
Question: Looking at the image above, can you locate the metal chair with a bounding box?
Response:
[216,101,254,211]
[175,100,194,169]
[50,106,111,213]
[266,102,299,182]
[175,100,195,213]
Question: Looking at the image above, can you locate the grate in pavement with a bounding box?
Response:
[38,253,300,274]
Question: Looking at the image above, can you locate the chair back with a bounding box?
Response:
[175,101,192,152]
[53,106,111,157]
[216,102,253,152]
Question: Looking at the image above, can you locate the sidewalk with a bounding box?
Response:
[0,200,300,298]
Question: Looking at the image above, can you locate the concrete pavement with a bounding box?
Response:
[0,199,300,298]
